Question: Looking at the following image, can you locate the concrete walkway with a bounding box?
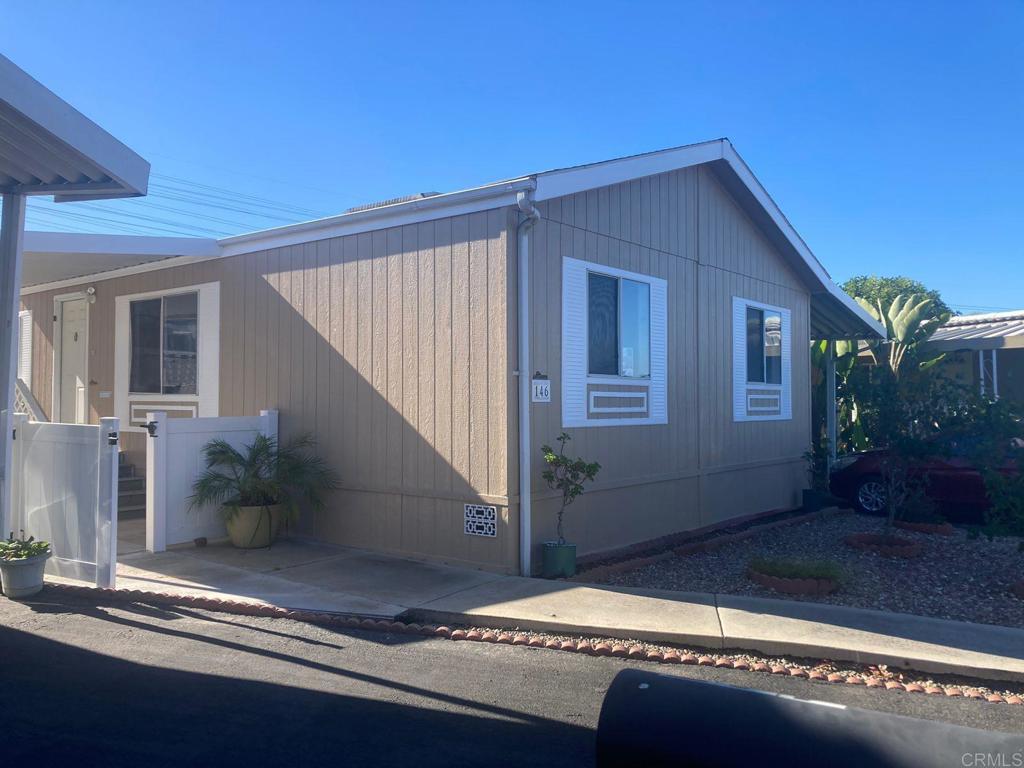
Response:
[81,537,1024,683]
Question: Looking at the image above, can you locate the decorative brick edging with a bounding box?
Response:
[893,521,955,536]
[747,568,838,596]
[577,508,845,582]
[843,533,923,559]
[41,582,1022,706]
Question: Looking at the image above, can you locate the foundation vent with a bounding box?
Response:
[464,504,497,537]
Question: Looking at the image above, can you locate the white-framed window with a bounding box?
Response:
[129,291,199,395]
[17,310,32,386]
[115,282,220,430]
[732,296,791,421]
[562,257,667,427]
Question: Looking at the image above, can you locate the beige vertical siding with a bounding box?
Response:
[20,209,517,573]
[524,166,810,564]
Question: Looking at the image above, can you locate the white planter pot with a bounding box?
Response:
[0,551,51,599]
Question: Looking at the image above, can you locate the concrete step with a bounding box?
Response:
[119,492,146,509]
[118,477,145,493]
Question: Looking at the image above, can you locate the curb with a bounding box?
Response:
[40,582,1022,707]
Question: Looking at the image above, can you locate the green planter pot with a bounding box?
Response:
[542,542,576,579]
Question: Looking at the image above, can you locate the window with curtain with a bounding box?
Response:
[129,292,198,394]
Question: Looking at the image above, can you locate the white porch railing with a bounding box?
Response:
[14,378,46,422]
[9,414,119,587]
[145,409,278,552]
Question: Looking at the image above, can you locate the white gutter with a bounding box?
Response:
[516,189,541,577]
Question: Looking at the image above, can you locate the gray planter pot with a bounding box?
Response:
[224,504,284,549]
[0,551,51,599]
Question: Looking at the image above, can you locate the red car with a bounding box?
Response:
[828,438,1021,520]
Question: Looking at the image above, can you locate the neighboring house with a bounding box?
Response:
[929,310,1024,407]
[17,139,882,575]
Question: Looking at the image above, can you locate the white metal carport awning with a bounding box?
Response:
[927,310,1024,352]
[2,52,151,539]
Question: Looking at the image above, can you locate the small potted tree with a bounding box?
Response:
[540,432,600,578]
[0,532,52,599]
[189,433,340,549]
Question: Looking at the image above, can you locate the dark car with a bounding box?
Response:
[829,438,1021,520]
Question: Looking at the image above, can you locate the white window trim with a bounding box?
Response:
[732,296,792,422]
[562,257,667,428]
[114,281,220,432]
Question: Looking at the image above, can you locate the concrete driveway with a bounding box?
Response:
[111,537,504,616]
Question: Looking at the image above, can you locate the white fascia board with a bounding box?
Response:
[719,142,884,340]
[218,177,536,258]
[534,139,726,201]
[533,138,883,340]
[19,254,214,295]
[19,178,537,293]
[24,231,221,258]
[0,54,151,198]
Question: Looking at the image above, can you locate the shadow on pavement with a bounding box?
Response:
[0,618,592,767]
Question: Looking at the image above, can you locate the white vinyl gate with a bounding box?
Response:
[146,409,278,552]
[9,415,119,587]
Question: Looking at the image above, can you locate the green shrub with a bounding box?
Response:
[749,557,841,582]
[0,532,50,561]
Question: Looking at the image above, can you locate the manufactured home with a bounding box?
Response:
[16,139,883,575]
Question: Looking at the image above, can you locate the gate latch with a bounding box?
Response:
[143,421,158,437]
[107,431,119,446]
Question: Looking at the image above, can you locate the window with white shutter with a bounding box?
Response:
[562,257,667,427]
[732,297,791,421]
[17,310,32,387]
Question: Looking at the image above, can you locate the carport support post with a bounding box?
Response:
[0,193,27,537]
[826,339,837,467]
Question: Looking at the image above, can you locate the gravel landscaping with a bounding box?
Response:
[587,511,1024,629]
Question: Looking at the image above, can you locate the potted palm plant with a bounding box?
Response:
[0,532,52,599]
[540,432,600,578]
[189,433,340,549]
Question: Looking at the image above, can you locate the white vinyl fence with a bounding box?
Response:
[146,409,278,552]
[9,414,119,587]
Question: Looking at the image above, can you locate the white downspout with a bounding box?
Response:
[516,190,540,577]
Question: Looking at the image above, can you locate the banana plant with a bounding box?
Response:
[854,293,948,377]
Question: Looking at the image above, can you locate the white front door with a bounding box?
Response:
[58,297,89,424]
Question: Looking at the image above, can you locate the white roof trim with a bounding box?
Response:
[217,177,535,257]
[534,139,726,201]
[17,140,884,339]
[718,142,884,339]
[0,54,150,199]
[24,231,219,258]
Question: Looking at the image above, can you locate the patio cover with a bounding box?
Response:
[1,53,150,532]
[927,310,1024,352]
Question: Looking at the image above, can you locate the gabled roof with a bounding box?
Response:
[0,54,149,200]
[929,309,1024,351]
[18,139,883,338]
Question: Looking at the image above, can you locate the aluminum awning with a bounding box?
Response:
[0,54,149,201]
[928,310,1024,352]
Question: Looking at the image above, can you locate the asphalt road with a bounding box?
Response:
[0,592,1020,767]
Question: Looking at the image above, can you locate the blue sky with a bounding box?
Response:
[5,1,1022,312]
